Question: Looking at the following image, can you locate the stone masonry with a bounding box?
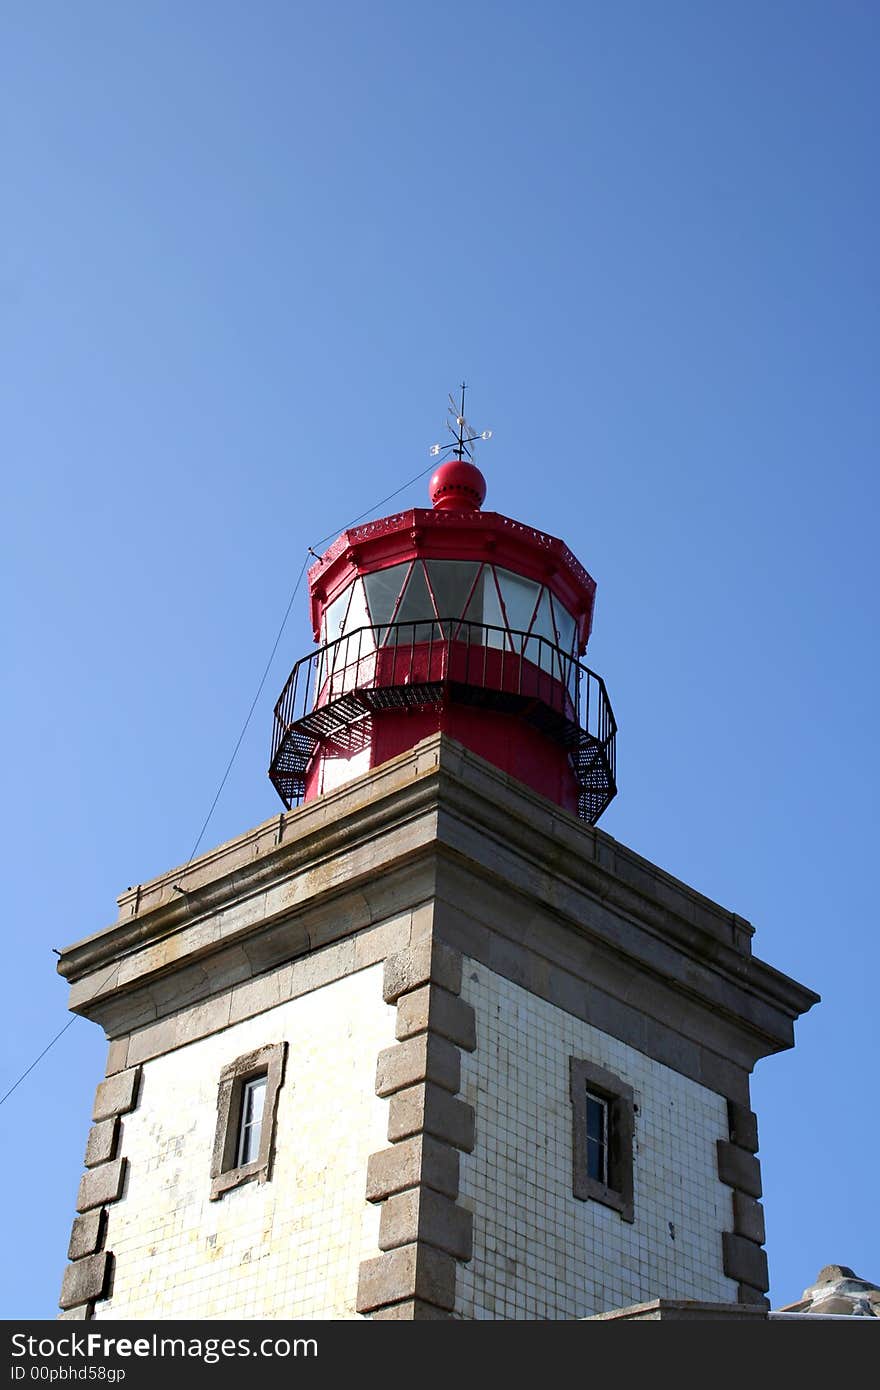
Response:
[56,734,818,1319]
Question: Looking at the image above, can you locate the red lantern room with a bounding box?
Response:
[269,395,617,823]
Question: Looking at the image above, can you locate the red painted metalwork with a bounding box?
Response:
[429,458,487,511]
[270,619,616,824]
[272,468,616,823]
[308,508,597,649]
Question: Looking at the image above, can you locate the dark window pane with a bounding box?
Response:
[585,1092,609,1184]
[586,1095,604,1141]
[586,1137,603,1181]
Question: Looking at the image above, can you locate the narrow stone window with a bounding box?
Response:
[570,1057,635,1223]
[210,1042,286,1200]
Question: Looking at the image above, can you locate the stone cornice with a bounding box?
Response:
[58,741,445,990]
[57,735,818,1055]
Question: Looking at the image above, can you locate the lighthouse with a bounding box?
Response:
[56,401,818,1320]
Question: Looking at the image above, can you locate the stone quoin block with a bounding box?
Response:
[59,1252,112,1310]
[387,1082,475,1151]
[366,1134,460,1203]
[375,1033,461,1098]
[727,1101,759,1154]
[737,1285,771,1310]
[378,1186,473,1261]
[722,1232,770,1293]
[356,1242,457,1314]
[104,1038,129,1076]
[716,1141,762,1198]
[92,1067,140,1122]
[67,1211,104,1262]
[732,1192,766,1246]
[84,1117,119,1169]
[369,1299,454,1320]
[76,1158,127,1213]
[383,940,462,1004]
[395,985,476,1050]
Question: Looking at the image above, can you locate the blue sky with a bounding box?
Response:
[3,1,878,1317]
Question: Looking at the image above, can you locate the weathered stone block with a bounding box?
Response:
[356,1242,457,1313]
[84,1118,118,1169]
[395,985,476,1051]
[126,1016,179,1068]
[77,1158,126,1213]
[366,1135,459,1202]
[410,903,434,945]
[727,1101,759,1153]
[67,1210,103,1262]
[379,1186,473,1260]
[92,1068,140,1121]
[228,971,282,1025]
[290,939,356,998]
[353,913,412,969]
[59,1252,111,1310]
[369,1299,454,1320]
[732,1191,766,1246]
[723,1232,769,1292]
[387,1082,475,1151]
[737,1285,771,1310]
[383,940,462,1003]
[716,1141,762,1198]
[105,1038,129,1076]
[375,1034,461,1097]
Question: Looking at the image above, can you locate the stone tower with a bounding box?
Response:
[56,427,818,1320]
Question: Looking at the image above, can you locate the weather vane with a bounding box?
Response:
[429,382,493,462]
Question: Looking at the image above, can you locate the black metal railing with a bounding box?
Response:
[269,619,616,823]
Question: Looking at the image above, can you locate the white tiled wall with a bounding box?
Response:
[456,962,738,1319]
[94,964,395,1320]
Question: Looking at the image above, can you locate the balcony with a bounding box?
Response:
[269,620,617,824]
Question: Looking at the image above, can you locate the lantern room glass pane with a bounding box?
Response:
[322,584,353,646]
[463,566,505,648]
[530,588,557,673]
[425,561,480,625]
[496,568,540,634]
[551,594,577,656]
[345,579,371,635]
[329,579,374,683]
[364,563,409,626]
[394,561,434,625]
[531,588,555,642]
[388,561,439,646]
[318,583,353,694]
[549,596,578,695]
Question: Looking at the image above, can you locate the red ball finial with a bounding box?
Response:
[429,458,487,511]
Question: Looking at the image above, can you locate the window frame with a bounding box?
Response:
[210,1042,287,1201]
[569,1056,635,1223]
